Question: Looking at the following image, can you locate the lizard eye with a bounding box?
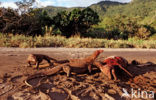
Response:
[101,62,107,65]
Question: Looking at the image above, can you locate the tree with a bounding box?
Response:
[15,0,36,14]
[68,9,82,36]
[53,8,100,37]
[27,9,53,36]
[15,8,52,36]
[53,11,70,37]
[0,7,52,36]
[0,8,20,34]
[80,8,100,35]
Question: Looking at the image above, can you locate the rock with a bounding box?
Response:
[0,79,3,84]
[108,89,117,95]
[105,93,115,100]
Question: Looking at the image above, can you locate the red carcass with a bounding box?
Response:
[94,56,133,80]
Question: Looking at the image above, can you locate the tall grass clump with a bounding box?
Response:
[34,35,66,47]
[10,35,34,48]
[0,34,11,47]
[66,36,104,48]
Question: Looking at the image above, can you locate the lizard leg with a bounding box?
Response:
[27,61,32,67]
[88,64,92,73]
[45,58,52,66]
[107,69,112,80]
[118,64,133,78]
[63,66,71,77]
[101,66,112,80]
[36,62,39,69]
[112,68,117,80]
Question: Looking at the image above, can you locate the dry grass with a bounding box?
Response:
[0,34,156,48]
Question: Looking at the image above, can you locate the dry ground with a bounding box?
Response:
[0,48,156,100]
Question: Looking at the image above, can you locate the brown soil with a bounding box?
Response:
[0,48,156,100]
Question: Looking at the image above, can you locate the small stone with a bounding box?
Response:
[105,93,115,100]
[108,89,117,95]
[0,78,3,83]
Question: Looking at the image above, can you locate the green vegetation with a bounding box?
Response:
[1,34,156,48]
[43,0,156,39]
[53,8,100,37]
[0,8,52,36]
[89,0,156,39]
[93,15,155,39]
[0,0,156,48]
[0,7,100,38]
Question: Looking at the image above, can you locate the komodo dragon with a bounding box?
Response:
[38,50,104,76]
[27,54,69,69]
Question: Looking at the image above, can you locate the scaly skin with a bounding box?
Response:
[94,56,133,80]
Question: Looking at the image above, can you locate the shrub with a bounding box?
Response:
[136,26,151,39]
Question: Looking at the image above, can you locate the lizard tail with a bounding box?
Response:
[25,73,47,87]
[49,56,57,62]
[25,63,69,87]
[55,59,69,64]
[118,64,133,77]
[40,63,69,75]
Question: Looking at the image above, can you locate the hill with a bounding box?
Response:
[43,0,156,29]
[43,1,123,17]
[89,1,125,17]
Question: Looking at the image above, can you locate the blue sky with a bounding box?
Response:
[0,0,132,8]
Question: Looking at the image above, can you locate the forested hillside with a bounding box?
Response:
[43,1,124,18]
[103,0,156,28]
[44,0,156,28]
[42,0,156,39]
[0,0,156,39]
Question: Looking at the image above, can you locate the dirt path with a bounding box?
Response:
[0,48,156,100]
